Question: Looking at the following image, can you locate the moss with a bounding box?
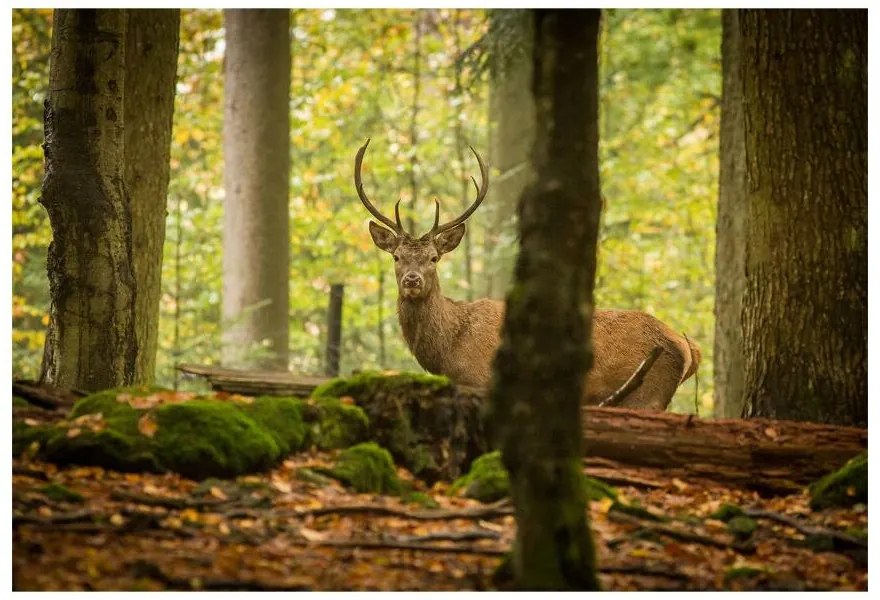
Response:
[241,396,308,454]
[727,515,758,540]
[13,396,30,408]
[38,483,84,504]
[42,426,161,472]
[404,491,440,509]
[305,399,369,449]
[582,475,617,502]
[329,442,402,494]
[295,467,335,487]
[809,452,867,510]
[71,386,167,419]
[12,422,53,456]
[311,371,452,401]
[609,500,667,522]
[450,451,509,503]
[153,400,280,480]
[724,566,765,584]
[711,502,744,522]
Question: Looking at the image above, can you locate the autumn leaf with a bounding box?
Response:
[138,413,159,438]
[66,427,81,438]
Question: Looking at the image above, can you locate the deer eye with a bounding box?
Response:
[430,256,439,263]
[393,255,400,262]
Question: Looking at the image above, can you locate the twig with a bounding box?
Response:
[743,508,867,549]
[110,489,231,510]
[608,511,753,554]
[399,529,501,543]
[300,538,507,557]
[600,562,690,580]
[13,509,95,526]
[599,346,663,408]
[128,559,308,591]
[292,499,513,521]
[12,466,50,481]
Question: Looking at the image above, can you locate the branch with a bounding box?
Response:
[608,511,754,554]
[743,508,867,549]
[291,499,513,521]
[598,346,663,407]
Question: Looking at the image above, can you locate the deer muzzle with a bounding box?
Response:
[401,272,423,290]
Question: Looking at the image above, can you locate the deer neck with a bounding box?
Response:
[397,283,464,374]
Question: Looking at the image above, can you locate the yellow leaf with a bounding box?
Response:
[138,413,158,438]
[300,527,327,542]
[209,486,228,500]
[110,513,125,526]
[66,427,82,438]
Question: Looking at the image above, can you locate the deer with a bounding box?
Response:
[354,139,700,410]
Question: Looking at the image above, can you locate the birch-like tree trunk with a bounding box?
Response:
[222,9,291,369]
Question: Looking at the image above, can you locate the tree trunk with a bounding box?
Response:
[125,9,180,384]
[325,284,344,376]
[713,9,746,418]
[486,9,534,300]
[222,9,291,370]
[740,9,867,426]
[489,9,601,590]
[39,9,138,392]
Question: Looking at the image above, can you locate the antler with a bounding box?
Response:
[355,138,404,234]
[426,145,489,238]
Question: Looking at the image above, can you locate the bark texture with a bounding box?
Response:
[39,9,138,392]
[222,9,291,370]
[125,9,180,384]
[714,9,746,418]
[489,9,601,590]
[740,10,867,426]
[486,9,534,299]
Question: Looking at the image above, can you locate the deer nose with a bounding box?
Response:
[402,272,423,288]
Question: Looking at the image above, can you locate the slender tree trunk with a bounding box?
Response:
[714,9,746,418]
[39,9,138,392]
[489,9,601,590]
[451,10,474,302]
[406,10,422,235]
[325,284,344,376]
[125,9,180,384]
[222,9,291,370]
[486,9,534,300]
[740,9,867,427]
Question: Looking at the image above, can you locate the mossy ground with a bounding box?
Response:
[311,371,452,401]
[809,452,867,510]
[326,442,402,494]
[12,387,371,480]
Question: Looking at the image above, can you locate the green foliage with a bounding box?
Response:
[12,9,720,415]
[809,452,867,510]
[328,442,402,494]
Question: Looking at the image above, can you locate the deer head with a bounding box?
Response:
[354,138,489,301]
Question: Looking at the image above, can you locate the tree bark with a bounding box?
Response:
[222,9,291,370]
[125,9,180,384]
[39,9,138,392]
[740,10,867,426]
[714,9,746,418]
[486,9,534,300]
[489,9,601,590]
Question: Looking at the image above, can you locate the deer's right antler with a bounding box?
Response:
[425,145,489,238]
[355,138,404,235]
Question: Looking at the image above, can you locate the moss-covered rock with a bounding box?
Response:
[153,400,280,479]
[312,371,487,484]
[12,422,53,456]
[450,451,509,503]
[312,371,452,400]
[38,483,84,504]
[711,502,744,522]
[241,396,308,454]
[727,515,758,540]
[17,388,329,480]
[304,399,369,449]
[328,442,402,494]
[809,452,867,510]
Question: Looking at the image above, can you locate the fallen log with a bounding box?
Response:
[176,364,328,397]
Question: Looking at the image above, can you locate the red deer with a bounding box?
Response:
[355,139,700,410]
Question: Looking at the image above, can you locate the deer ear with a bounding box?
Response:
[434,223,466,255]
[369,221,398,253]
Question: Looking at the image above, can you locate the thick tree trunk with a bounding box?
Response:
[125,9,180,384]
[39,9,138,392]
[740,10,867,426]
[714,10,746,418]
[222,9,291,370]
[489,9,601,590]
[486,9,534,300]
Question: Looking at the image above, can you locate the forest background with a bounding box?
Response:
[11,8,720,414]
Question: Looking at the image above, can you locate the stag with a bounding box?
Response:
[355,139,700,410]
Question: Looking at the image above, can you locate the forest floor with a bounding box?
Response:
[12,448,868,591]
